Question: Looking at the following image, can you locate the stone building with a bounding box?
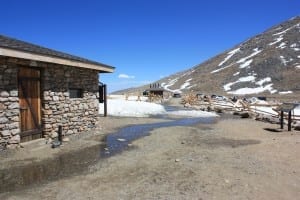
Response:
[0,35,114,149]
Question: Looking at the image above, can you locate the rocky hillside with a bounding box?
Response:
[116,16,300,98]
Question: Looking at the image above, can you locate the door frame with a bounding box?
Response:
[18,66,43,142]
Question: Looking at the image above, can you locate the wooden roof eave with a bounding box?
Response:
[0,47,115,73]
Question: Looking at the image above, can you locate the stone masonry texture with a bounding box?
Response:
[0,56,100,149]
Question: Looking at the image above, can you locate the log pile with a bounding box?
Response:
[180,94,300,130]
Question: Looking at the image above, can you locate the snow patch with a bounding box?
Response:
[236,48,262,64]
[280,56,288,66]
[161,71,196,93]
[211,63,234,74]
[239,59,253,69]
[223,76,256,91]
[269,36,284,46]
[233,72,240,76]
[161,78,180,93]
[218,48,240,66]
[279,91,293,95]
[273,23,299,36]
[277,42,286,49]
[293,48,300,51]
[291,43,297,48]
[223,82,235,91]
[256,77,271,86]
[239,76,256,82]
[180,82,191,90]
[279,56,293,66]
[227,84,277,95]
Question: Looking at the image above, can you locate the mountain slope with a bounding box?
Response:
[116,16,300,97]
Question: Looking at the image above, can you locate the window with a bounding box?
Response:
[69,88,83,98]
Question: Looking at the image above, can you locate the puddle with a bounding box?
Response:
[0,144,102,193]
[102,117,216,157]
[0,116,217,193]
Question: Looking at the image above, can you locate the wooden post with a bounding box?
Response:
[288,111,292,131]
[103,84,107,117]
[280,111,284,129]
[58,125,63,143]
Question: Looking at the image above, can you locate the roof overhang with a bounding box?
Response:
[0,47,115,73]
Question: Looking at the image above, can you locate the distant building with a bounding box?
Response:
[147,83,165,97]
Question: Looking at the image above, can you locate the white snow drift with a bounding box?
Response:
[99,97,218,118]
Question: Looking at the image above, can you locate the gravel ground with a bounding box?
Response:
[1,116,300,200]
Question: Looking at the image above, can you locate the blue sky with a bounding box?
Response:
[1,0,299,92]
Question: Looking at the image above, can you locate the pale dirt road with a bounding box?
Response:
[1,117,300,200]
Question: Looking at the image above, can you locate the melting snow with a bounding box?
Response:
[269,36,284,46]
[168,110,218,117]
[161,78,180,93]
[218,48,240,66]
[279,91,293,95]
[290,43,297,48]
[99,99,166,117]
[277,42,286,49]
[233,72,240,76]
[236,48,262,64]
[239,76,256,82]
[180,82,191,90]
[227,84,277,95]
[211,63,234,74]
[223,82,235,91]
[280,56,288,66]
[99,97,217,118]
[223,76,256,91]
[256,77,271,86]
[239,59,253,69]
[161,70,196,93]
[279,56,293,66]
[273,23,299,36]
[293,48,300,51]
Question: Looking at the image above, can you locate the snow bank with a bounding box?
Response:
[109,95,148,101]
[168,110,218,118]
[99,99,166,117]
[99,98,218,118]
[250,106,278,116]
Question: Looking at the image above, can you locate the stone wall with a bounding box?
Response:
[0,56,100,150]
[42,65,100,139]
[0,58,20,149]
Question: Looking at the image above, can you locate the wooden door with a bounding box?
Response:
[18,67,42,142]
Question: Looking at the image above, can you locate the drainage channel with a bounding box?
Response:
[0,116,216,193]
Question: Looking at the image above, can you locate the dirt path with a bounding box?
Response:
[1,117,300,200]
